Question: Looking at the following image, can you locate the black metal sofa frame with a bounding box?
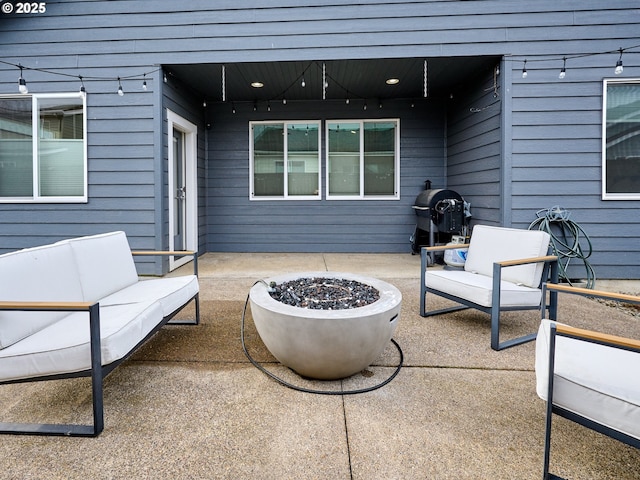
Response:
[0,250,199,437]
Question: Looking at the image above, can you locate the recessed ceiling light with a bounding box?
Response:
[251,82,264,88]
[386,78,400,85]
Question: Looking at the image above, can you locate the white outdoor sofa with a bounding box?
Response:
[0,231,199,437]
[536,283,640,479]
[420,225,559,350]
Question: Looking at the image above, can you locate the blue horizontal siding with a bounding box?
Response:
[0,0,639,277]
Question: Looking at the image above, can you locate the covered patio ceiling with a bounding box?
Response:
[165,56,500,105]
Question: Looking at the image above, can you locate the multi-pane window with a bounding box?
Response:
[326,119,399,199]
[250,121,321,199]
[603,80,640,199]
[0,93,87,202]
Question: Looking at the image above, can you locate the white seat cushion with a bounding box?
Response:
[0,301,164,382]
[99,275,199,318]
[536,319,640,441]
[464,225,550,288]
[426,269,542,308]
[0,242,84,349]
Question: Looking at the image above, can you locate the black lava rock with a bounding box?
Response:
[269,277,380,310]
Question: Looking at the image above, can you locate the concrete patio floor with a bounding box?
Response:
[0,252,638,479]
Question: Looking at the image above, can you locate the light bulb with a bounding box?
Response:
[615,60,623,75]
[142,80,147,91]
[615,48,624,75]
[522,60,528,79]
[18,77,28,94]
[558,68,566,79]
[301,77,306,87]
[18,65,28,94]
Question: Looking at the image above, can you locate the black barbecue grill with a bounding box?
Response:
[410,180,469,256]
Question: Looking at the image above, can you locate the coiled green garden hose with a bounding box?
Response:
[528,206,596,289]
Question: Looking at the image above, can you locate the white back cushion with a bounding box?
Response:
[0,242,84,349]
[64,231,139,302]
[464,225,550,288]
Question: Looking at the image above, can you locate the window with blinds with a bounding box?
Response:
[603,80,640,200]
[0,93,87,203]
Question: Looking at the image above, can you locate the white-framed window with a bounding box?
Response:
[602,79,640,200]
[326,119,399,200]
[250,120,321,200]
[0,93,87,203]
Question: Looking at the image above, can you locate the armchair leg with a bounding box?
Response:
[490,307,537,351]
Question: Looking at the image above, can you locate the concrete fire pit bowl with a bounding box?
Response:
[249,272,402,380]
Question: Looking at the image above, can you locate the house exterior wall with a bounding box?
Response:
[207,98,444,253]
[447,66,503,227]
[0,1,639,277]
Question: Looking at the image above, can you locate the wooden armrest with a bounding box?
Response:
[497,255,558,268]
[555,323,640,351]
[0,301,94,311]
[131,250,196,256]
[423,243,470,252]
[544,283,640,305]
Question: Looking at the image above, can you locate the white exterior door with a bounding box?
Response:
[167,110,197,271]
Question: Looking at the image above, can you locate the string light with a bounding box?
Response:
[18,64,28,94]
[322,62,327,100]
[221,64,226,101]
[0,60,159,97]
[2,43,638,102]
[615,48,624,75]
[423,59,428,98]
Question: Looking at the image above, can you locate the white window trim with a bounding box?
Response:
[0,92,88,203]
[325,118,400,200]
[249,120,321,201]
[602,78,640,200]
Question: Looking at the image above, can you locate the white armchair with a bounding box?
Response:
[536,283,640,479]
[420,225,559,350]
